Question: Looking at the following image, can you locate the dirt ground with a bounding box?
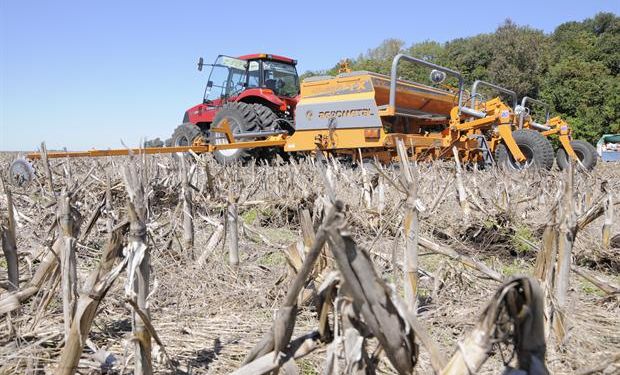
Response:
[0,152,618,374]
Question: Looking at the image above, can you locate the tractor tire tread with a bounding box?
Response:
[171,123,203,147]
[219,102,259,132]
[556,139,598,171]
[495,129,554,170]
[252,103,278,130]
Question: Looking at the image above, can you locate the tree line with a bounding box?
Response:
[301,12,619,144]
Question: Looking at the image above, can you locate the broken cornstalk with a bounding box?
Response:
[553,162,576,344]
[179,155,194,251]
[227,191,239,266]
[1,180,18,291]
[396,139,419,310]
[452,146,470,217]
[57,193,78,341]
[121,162,153,375]
[57,230,125,375]
[601,182,614,248]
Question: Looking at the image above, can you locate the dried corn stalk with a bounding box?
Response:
[57,229,126,375]
[442,277,548,375]
[121,161,153,375]
[396,139,420,310]
[1,180,18,291]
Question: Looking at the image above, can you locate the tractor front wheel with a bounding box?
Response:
[171,123,203,147]
[556,140,597,171]
[495,129,554,170]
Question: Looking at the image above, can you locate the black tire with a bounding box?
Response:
[171,123,203,147]
[211,102,259,164]
[556,139,598,171]
[495,129,554,170]
[252,103,278,130]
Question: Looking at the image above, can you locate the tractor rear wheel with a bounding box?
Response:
[211,102,259,164]
[171,123,203,147]
[556,140,597,171]
[252,103,278,130]
[495,129,554,170]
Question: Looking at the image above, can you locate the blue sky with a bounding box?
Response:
[1,1,618,151]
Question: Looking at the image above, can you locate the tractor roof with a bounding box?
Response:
[237,53,296,65]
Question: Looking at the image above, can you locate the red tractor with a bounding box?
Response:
[170,54,300,163]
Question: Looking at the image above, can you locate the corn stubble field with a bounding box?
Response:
[0,150,618,375]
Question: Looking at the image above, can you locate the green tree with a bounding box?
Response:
[487,20,549,99]
[311,12,620,142]
[541,12,620,142]
[443,33,495,82]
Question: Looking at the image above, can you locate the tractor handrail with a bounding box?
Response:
[388,53,464,114]
[470,80,518,110]
[521,96,550,123]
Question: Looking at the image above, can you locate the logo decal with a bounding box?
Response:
[318,108,372,119]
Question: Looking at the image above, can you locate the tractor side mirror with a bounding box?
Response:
[197,57,204,71]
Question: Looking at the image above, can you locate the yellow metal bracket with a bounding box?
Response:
[547,117,577,159]
[498,124,526,162]
[378,105,396,117]
[559,134,577,158]
[209,119,235,143]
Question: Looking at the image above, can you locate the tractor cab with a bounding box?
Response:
[201,54,300,103]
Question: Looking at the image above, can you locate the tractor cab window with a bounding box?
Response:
[204,55,248,103]
[262,60,299,97]
[247,61,260,89]
[226,68,247,96]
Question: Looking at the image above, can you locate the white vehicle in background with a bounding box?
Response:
[597,134,620,162]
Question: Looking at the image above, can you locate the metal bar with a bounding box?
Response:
[460,107,486,119]
[27,146,213,160]
[388,54,464,114]
[210,139,286,150]
[208,119,288,142]
[452,113,501,131]
[232,130,288,139]
[521,96,550,123]
[530,122,551,131]
[470,80,517,109]
[381,105,448,120]
[26,139,287,160]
